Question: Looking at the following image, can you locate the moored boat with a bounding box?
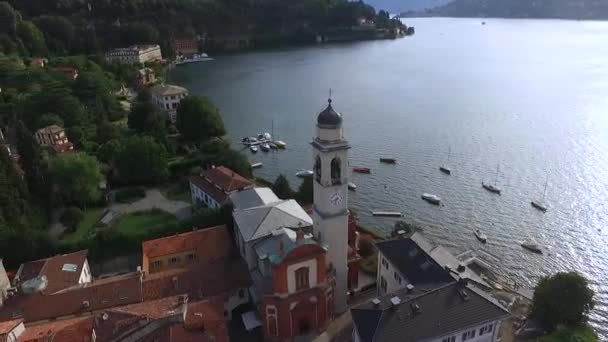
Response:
[250,145,258,153]
[521,239,542,254]
[439,166,451,175]
[353,167,371,174]
[474,229,487,243]
[295,170,314,178]
[348,182,357,191]
[260,143,270,152]
[482,182,501,194]
[274,140,287,149]
[372,211,402,217]
[379,158,397,164]
[251,162,263,169]
[175,53,213,65]
[531,200,547,212]
[421,193,441,205]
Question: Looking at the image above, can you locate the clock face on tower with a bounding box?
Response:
[329,191,343,207]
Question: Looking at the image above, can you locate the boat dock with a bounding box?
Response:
[372,211,402,217]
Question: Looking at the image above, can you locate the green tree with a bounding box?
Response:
[116,136,168,184]
[73,71,122,122]
[530,272,595,331]
[36,113,64,128]
[50,153,103,207]
[0,145,32,229]
[272,174,293,199]
[128,101,164,133]
[33,15,75,54]
[16,20,46,56]
[96,139,123,164]
[296,176,313,204]
[0,1,20,36]
[176,96,226,143]
[15,121,48,198]
[125,22,159,45]
[60,206,84,232]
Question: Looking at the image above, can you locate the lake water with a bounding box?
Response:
[171,18,608,334]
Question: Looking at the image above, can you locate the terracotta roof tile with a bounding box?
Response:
[189,175,229,204]
[142,225,233,261]
[0,318,22,334]
[18,316,93,342]
[202,166,253,193]
[15,250,88,294]
[35,125,64,135]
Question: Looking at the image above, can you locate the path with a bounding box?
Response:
[110,189,192,220]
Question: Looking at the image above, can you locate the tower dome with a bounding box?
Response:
[317,99,343,129]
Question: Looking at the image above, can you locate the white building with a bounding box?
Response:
[0,260,10,307]
[189,166,254,209]
[311,98,350,313]
[0,319,25,342]
[105,45,162,65]
[150,84,189,123]
[351,280,510,342]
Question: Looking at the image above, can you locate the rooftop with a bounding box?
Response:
[0,318,22,335]
[142,225,232,260]
[376,233,454,289]
[233,199,313,242]
[229,187,280,210]
[189,175,230,205]
[254,228,317,265]
[202,166,253,192]
[35,124,64,135]
[18,316,92,342]
[15,250,88,294]
[351,281,510,342]
[150,84,188,97]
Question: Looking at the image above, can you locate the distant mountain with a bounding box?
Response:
[366,0,450,13]
[403,0,608,19]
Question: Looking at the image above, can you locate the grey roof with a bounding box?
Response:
[254,228,316,265]
[428,245,489,288]
[233,199,312,242]
[229,187,280,210]
[351,282,510,342]
[150,84,187,97]
[317,99,343,129]
[376,233,454,288]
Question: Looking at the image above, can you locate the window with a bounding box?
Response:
[165,103,170,110]
[380,276,387,294]
[330,158,341,184]
[394,272,402,284]
[169,256,180,265]
[480,323,494,335]
[462,329,476,341]
[172,102,177,109]
[441,337,455,342]
[314,156,322,182]
[266,306,278,336]
[187,254,196,262]
[382,257,389,270]
[152,260,162,269]
[295,267,310,291]
[238,289,245,298]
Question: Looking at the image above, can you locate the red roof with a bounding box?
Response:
[142,225,233,261]
[202,166,253,193]
[16,250,88,294]
[18,316,93,342]
[0,318,22,334]
[189,175,229,204]
[143,257,251,302]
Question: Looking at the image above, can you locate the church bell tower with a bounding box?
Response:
[311,97,350,313]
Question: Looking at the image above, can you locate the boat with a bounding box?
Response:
[474,229,487,243]
[482,164,502,194]
[531,174,549,212]
[269,142,278,149]
[257,132,272,142]
[421,193,441,205]
[439,147,452,175]
[251,162,263,169]
[260,143,270,152]
[348,182,357,191]
[372,211,402,217]
[274,140,286,149]
[249,145,258,153]
[521,239,542,254]
[379,158,397,164]
[353,167,371,174]
[296,170,314,178]
[175,53,213,65]
[242,137,258,145]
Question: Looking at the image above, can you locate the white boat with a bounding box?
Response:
[439,147,452,175]
[175,53,213,65]
[250,145,258,153]
[296,170,313,178]
[531,174,549,212]
[274,140,286,149]
[372,211,402,217]
[521,239,542,254]
[251,162,263,169]
[421,193,441,205]
[474,229,487,243]
[257,132,272,142]
[260,143,270,152]
[482,164,502,194]
[242,137,258,145]
[348,182,357,191]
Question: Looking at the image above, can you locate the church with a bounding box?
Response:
[230,98,359,341]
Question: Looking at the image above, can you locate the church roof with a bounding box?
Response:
[317,99,343,129]
[229,187,280,210]
[233,199,312,242]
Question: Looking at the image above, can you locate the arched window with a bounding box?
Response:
[295,267,310,291]
[266,306,278,336]
[331,158,341,184]
[314,156,322,182]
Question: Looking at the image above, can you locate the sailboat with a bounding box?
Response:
[482,164,501,194]
[439,147,452,175]
[531,174,549,212]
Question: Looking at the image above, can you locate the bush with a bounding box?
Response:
[115,186,146,203]
[358,238,375,258]
[60,207,84,233]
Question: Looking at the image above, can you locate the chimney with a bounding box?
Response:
[457,264,466,273]
[371,298,381,307]
[82,300,90,309]
[296,230,305,245]
[178,294,189,305]
[390,297,401,308]
[406,284,414,293]
[410,303,421,314]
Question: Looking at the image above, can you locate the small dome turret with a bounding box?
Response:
[317,99,343,129]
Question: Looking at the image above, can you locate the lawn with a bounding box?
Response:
[61,208,104,243]
[540,324,598,342]
[112,210,179,237]
[161,183,192,203]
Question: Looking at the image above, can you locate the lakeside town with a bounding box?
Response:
[0,1,600,342]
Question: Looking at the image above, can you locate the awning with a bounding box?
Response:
[241,311,262,331]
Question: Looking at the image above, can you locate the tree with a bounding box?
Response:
[96,139,123,164]
[33,15,75,54]
[530,272,595,331]
[128,101,165,134]
[73,71,122,122]
[60,206,83,232]
[176,96,226,143]
[15,121,48,198]
[116,136,168,184]
[0,2,20,36]
[125,22,159,45]
[0,145,32,229]
[36,113,64,128]
[296,177,313,204]
[272,174,293,199]
[50,153,103,207]
[16,20,46,56]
